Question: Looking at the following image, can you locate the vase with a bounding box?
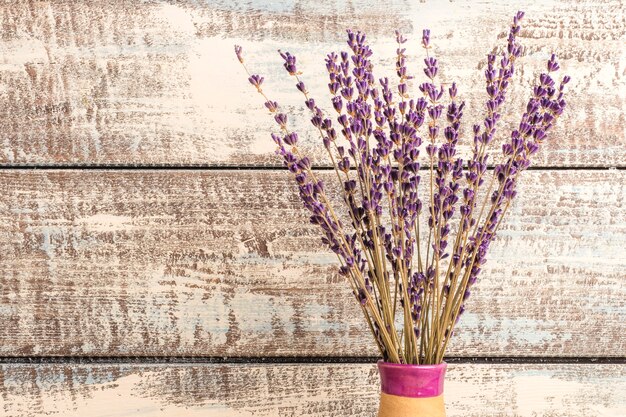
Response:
[377,360,447,417]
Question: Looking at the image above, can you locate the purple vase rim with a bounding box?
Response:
[377,360,447,398]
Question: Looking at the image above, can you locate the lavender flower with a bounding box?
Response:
[279,50,298,75]
[547,54,560,72]
[422,29,431,49]
[235,12,568,365]
[234,45,243,63]
[248,74,264,90]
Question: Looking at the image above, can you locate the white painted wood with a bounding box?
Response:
[0,170,623,356]
[2,363,625,416]
[0,0,622,166]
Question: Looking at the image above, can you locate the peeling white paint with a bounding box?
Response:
[2,364,624,417]
[75,214,133,231]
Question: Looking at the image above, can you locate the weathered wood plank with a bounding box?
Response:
[0,0,623,166]
[0,170,623,356]
[2,363,625,416]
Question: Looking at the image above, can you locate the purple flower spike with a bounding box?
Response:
[547,54,560,72]
[248,74,264,89]
[395,30,407,44]
[274,113,288,127]
[424,57,438,79]
[284,132,298,145]
[422,29,431,48]
[265,100,278,112]
[449,82,458,99]
[279,50,298,75]
[234,45,244,63]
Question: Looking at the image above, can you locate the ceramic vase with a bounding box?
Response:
[377,360,447,417]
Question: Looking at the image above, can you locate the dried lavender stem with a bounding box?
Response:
[444,140,525,353]
[244,61,398,360]
[293,145,400,360]
[437,197,512,363]
[290,73,383,306]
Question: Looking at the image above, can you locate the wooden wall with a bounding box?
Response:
[0,1,624,416]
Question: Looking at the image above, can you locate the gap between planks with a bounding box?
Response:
[0,165,623,171]
[1,356,625,365]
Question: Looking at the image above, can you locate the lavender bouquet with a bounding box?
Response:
[235,12,568,365]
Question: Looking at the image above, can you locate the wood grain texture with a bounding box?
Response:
[2,363,625,416]
[0,0,623,166]
[0,169,624,357]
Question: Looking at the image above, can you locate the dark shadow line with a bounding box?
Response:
[0,165,623,171]
[0,356,624,365]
